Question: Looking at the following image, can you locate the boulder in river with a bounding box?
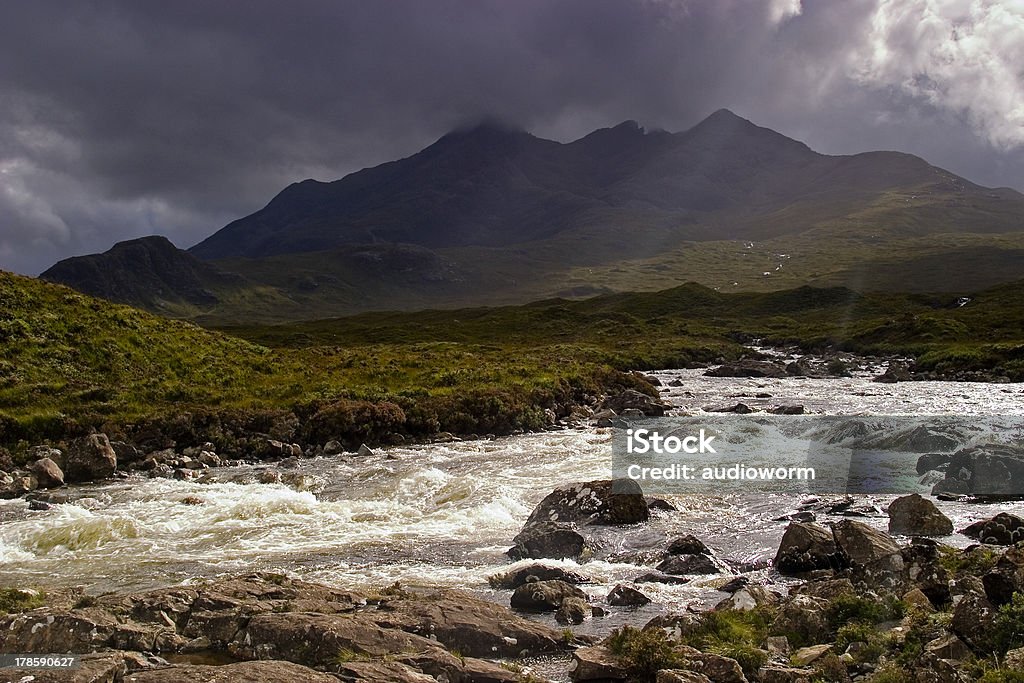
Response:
[607,584,651,606]
[62,433,117,483]
[932,444,1024,497]
[600,389,667,417]
[962,512,1024,545]
[29,457,64,489]
[773,522,840,575]
[510,579,587,612]
[507,521,587,560]
[489,563,590,590]
[705,360,787,378]
[887,494,953,536]
[524,479,649,526]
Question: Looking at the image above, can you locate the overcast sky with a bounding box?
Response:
[1,0,1022,275]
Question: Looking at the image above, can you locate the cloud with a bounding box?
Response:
[0,0,1021,275]
[851,0,1024,149]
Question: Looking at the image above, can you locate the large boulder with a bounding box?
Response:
[525,479,649,526]
[657,553,730,576]
[600,389,666,417]
[962,512,1024,546]
[62,433,117,482]
[489,563,590,590]
[832,519,905,590]
[982,545,1024,606]
[607,584,651,606]
[570,645,628,681]
[773,522,840,575]
[951,591,999,652]
[29,457,64,489]
[932,444,1024,496]
[770,595,830,647]
[887,494,953,536]
[510,579,586,612]
[507,521,587,560]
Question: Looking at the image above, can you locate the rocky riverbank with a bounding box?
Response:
[3,479,1024,682]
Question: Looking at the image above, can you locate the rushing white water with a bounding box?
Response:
[1,366,1023,636]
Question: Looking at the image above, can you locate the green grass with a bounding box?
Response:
[606,626,688,681]
[0,588,45,615]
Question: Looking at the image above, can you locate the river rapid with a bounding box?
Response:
[2,360,1023,660]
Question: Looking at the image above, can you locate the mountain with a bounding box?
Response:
[43,110,1024,322]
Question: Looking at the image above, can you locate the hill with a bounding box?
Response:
[41,110,1024,322]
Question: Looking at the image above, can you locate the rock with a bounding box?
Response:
[902,587,936,612]
[656,671,712,683]
[657,552,730,576]
[323,440,344,455]
[924,634,972,661]
[705,361,787,379]
[648,497,678,512]
[507,521,587,560]
[1005,646,1024,670]
[674,646,748,683]
[633,572,691,585]
[887,494,953,536]
[770,595,830,645]
[951,591,999,652]
[488,564,590,589]
[773,522,841,575]
[917,452,951,475]
[524,479,649,526]
[982,544,1024,606]
[125,660,344,683]
[791,644,832,667]
[357,443,375,457]
[705,402,755,414]
[933,444,1024,496]
[600,389,666,417]
[556,597,590,625]
[28,499,52,511]
[873,361,913,383]
[715,585,780,612]
[607,584,651,606]
[770,405,805,415]
[63,433,117,482]
[831,519,901,565]
[718,576,750,593]
[110,441,143,467]
[758,665,816,683]
[510,579,586,612]
[29,457,64,488]
[765,636,791,659]
[966,512,1024,545]
[570,645,628,681]
[667,535,711,556]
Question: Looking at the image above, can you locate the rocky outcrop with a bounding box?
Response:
[887,494,953,536]
[600,389,667,417]
[0,573,566,680]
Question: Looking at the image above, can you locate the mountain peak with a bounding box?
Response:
[439,117,528,141]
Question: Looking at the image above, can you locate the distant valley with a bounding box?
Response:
[41,109,1024,323]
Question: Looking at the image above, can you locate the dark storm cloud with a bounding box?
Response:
[1,0,1021,274]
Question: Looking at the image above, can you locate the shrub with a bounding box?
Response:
[606,626,687,681]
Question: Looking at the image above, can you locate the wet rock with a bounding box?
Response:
[718,576,750,593]
[667,534,711,556]
[657,552,730,576]
[647,497,678,512]
[770,405,805,415]
[873,361,913,383]
[29,457,64,488]
[705,361,787,379]
[488,563,590,590]
[323,440,344,455]
[932,444,1024,497]
[607,584,651,606]
[357,443,375,457]
[962,512,1024,545]
[28,499,52,511]
[982,544,1024,606]
[705,402,755,414]
[556,596,590,624]
[507,521,587,560]
[633,572,691,585]
[773,522,841,575]
[524,479,649,526]
[887,494,953,536]
[63,433,117,482]
[510,579,586,612]
[570,645,627,681]
[125,660,365,682]
[600,389,666,417]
